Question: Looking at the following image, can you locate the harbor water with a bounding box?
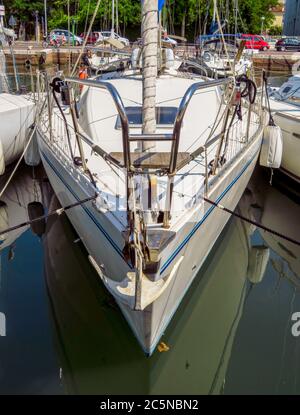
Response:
[0,162,299,395]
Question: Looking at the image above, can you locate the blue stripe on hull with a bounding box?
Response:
[39,139,259,275]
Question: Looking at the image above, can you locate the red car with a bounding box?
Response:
[79,31,103,44]
[241,34,270,51]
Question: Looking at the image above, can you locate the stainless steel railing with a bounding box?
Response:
[64,76,232,175]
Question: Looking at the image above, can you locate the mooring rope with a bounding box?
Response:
[0,195,97,237]
[203,196,300,246]
[0,192,298,247]
[70,0,103,77]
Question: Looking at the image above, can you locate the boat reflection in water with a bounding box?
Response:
[225,170,300,394]
[0,164,57,395]
[0,164,48,252]
[44,173,271,394]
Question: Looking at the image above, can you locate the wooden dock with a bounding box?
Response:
[3,42,300,75]
[252,50,300,75]
[4,42,82,67]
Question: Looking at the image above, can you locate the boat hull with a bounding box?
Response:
[273,110,300,183]
[0,94,35,167]
[37,128,262,354]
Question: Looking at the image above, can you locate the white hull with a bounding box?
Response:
[37,130,262,353]
[269,76,300,183]
[0,93,35,168]
[273,110,300,183]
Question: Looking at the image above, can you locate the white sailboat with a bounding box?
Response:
[269,74,300,183]
[43,189,268,394]
[36,1,266,354]
[0,37,36,173]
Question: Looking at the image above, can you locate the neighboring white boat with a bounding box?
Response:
[198,39,252,78]
[87,47,131,74]
[0,47,36,173]
[0,93,35,170]
[201,50,252,78]
[269,75,300,183]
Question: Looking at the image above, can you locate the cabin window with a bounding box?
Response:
[282,86,292,94]
[115,106,178,129]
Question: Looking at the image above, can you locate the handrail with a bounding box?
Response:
[64,76,232,175]
[65,76,131,169]
[170,77,232,174]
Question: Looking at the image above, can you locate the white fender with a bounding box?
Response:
[0,202,8,241]
[24,130,41,166]
[247,246,270,284]
[0,139,5,175]
[131,48,141,69]
[259,124,283,169]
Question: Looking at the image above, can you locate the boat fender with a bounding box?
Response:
[79,67,88,91]
[247,245,269,284]
[61,84,71,106]
[259,124,283,169]
[24,129,41,166]
[0,201,8,240]
[164,48,175,69]
[131,48,140,69]
[27,202,46,237]
[0,139,5,176]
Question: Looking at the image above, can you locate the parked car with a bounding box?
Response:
[275,37,300,51]
[97,31,130,47]
[50,29,83,46]
[79,31,104,44]
[240,34,270,51]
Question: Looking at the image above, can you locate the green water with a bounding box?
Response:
[0,162,299,395]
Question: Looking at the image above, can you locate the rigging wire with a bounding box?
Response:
[71,0,103,77]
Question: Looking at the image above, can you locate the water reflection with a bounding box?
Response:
[0,164,60,394]
[225,169,300,395]
[0,164,299,394]
[43,167,299,395]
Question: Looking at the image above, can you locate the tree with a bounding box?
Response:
[268,25,283,36]
[2,0,280,40]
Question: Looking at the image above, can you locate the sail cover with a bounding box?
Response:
[158,0,165,10]
[141,1,165,11]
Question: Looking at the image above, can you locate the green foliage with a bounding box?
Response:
[268,25,283,36]
[2,0,280,39]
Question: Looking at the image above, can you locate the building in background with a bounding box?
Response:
[284,0,300,35]
[270,0,285,27]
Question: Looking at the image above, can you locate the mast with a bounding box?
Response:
[111,0,115,35]
[213,0,217,23]
[234,0,238,35]
[116,0,119,34]
[44,0,48,38]
[141,0,158,150]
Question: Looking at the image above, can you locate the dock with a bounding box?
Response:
[3,41,300,75]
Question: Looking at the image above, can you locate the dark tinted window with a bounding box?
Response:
[282,86,292,94]
[116,107,177,128]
